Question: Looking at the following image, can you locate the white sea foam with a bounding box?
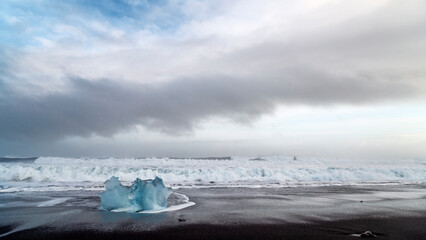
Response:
[110,193,196,213]
[37,197,71,207]
[0,156,424,189]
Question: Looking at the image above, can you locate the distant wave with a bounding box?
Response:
[0,157,38,163]
[0,157,424,187]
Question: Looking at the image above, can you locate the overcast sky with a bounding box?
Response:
[0,0,425,159]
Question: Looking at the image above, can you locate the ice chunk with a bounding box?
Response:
[100,176,172,212]
[99,176,130,211]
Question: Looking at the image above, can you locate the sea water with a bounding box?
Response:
[0,156,424,236]
[0,156,424,192]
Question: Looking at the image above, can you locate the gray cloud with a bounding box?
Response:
[1,0,425,143]
[0,66,421,141]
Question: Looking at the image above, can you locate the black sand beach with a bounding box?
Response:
[2,216,426,240]
[1,185,425,240]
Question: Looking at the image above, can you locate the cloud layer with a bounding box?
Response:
[1,0,425,141]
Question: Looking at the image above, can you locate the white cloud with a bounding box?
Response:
[1,0,425,157]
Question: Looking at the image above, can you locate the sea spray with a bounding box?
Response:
[0,157,424,186]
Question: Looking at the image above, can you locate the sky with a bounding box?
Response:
[0,0,425,159]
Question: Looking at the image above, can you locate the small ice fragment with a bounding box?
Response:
[360,231,377,238]
[100,176,172,212]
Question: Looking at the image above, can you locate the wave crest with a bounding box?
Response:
[0,157,424,186]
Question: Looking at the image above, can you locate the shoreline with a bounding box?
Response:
[1,184,425,239]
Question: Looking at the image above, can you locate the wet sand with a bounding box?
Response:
[1,185,425,239]
[2,216,425,240]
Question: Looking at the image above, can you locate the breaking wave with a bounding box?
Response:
[0,156,424,187]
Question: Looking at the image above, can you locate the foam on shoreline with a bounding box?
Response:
[0,156,424,189]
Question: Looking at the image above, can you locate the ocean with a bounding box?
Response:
[0,156,425,239]
[1,156,425,192]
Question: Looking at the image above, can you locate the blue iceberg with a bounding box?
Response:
[100,176,173,212]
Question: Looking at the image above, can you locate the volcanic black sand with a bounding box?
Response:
[1,185,425,240]
[2,217,426,240]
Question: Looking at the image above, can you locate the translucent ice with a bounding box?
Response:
[100,176,172,212]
